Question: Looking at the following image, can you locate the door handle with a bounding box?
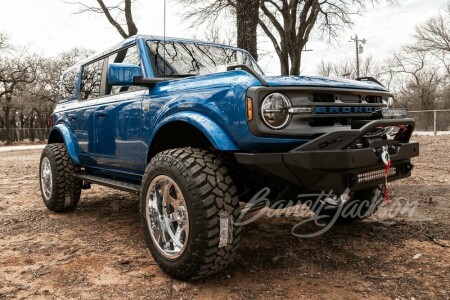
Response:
[67,114,77,121]
[95,111,107,118]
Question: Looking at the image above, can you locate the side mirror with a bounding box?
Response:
[108,63,143,86]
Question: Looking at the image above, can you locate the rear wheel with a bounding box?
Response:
[39,143,82,212]
[140,148,241,280]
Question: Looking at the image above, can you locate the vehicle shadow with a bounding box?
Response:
[71,192,449,277]
[226,212,448,275]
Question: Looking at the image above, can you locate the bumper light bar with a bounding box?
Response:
[357,167,397,184]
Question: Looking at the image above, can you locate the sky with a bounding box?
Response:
[0,0,448,75]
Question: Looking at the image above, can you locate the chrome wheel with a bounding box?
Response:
[40,157,52,201]
[145,175,189,259]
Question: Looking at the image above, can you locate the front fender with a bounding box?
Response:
[151,111,239,151]
[49,124,81,165]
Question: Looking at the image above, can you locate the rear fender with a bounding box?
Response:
[48,124,81,165]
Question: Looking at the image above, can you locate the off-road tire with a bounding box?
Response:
[140,148,241,280]
[316,185,385,223]
[39,143,82,212]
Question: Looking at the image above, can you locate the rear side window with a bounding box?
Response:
[106,45,141,95]
[59,69,79,101]
[80,59,105,100]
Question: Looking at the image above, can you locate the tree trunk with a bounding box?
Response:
[19,112,25,141]
[37,112,45,142]
[3,97,12,145]
[279,45,290,76]
[29,116,35,142]
[289,49,302,75]
[236,0,260,60]
[10,109,17,143]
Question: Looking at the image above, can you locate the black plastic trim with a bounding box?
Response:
[356,77,385,87]
[227,64,269,87]
[294,118,415,151]
[75,173,141,193]
[235,118,419,193]
[133,76,169,87]
[235,142,418,193]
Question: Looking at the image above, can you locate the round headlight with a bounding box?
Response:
[261,93,292,129]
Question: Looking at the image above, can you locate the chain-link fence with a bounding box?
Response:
[407,110,450,135]
[0,128,51,143]
[1,111,449,143]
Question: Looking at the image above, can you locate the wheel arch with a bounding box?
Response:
[147,112,239,163]
[47,124,81,165]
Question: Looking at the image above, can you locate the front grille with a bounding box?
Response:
[313,93,334,102]
[357,167,397,184]
[312,93,383,104]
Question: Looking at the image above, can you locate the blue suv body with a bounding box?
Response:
[40,35,419,280]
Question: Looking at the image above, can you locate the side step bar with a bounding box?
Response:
[74,173,141,194]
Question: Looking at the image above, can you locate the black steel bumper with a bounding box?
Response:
[235,118,419,194]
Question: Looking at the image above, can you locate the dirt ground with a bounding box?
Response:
[0,136,449,300]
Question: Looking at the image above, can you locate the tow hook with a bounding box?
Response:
[381,146,390,166]
[322,187,351,208]
[380,146,392,205]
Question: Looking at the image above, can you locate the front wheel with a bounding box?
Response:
[140,148,241,280]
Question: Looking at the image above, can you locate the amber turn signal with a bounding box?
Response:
[246,97,253,121]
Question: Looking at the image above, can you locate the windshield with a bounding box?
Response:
[146,40,263,77]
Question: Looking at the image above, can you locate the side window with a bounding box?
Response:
[106,45,142,95]
[80,58,104,100]
[59,68,79,102]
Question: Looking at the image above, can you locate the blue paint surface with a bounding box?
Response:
[49,35,388,180]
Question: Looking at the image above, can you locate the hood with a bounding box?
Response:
[263,75,387,91]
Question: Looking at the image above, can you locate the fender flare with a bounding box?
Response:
[49,124,81,165]
[150,111,239,152]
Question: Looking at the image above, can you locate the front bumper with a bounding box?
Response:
[235,118,419,194]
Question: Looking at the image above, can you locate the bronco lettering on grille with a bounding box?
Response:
[315,106,382,114]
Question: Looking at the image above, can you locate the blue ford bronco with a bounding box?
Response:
[39,35,419,280]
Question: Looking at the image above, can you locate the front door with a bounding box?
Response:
[78,44,147,177]
[93,91,145,173]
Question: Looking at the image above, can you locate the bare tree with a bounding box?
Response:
[71,0,138,38]
[388,49,445,110]
[177,0,386,75]
[195,25,236,46]
[413,3,450,75]
[236,0,260,60]
[317,55,384,80]
[0,27,95,143]
[0,32,9,51]
[57,48,95,72]
[0,54,38,144]
[316,60,333,77]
